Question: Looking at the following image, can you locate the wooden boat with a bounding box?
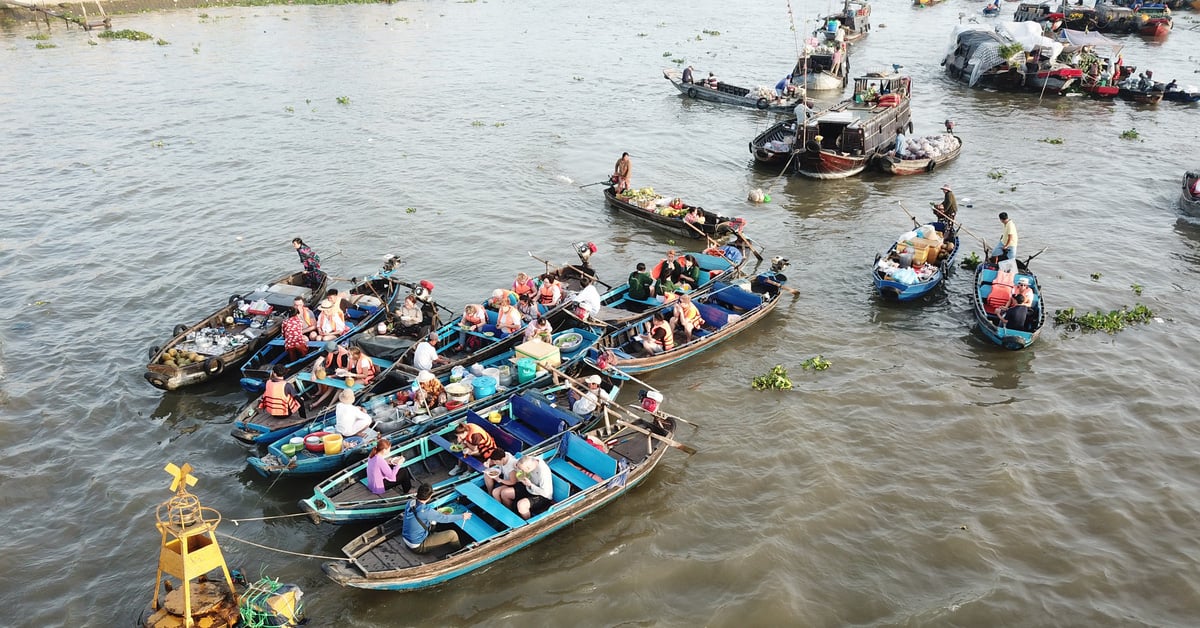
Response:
[1057,29,1125,98]
[819,0,872,44]
[872,222,961,301]
[1104,0,1173,36]
[791,28,850,91]
[983,4,1002,16]
[1117,79,1165,104]
[246,328,601,478]
[1181,171,1200,218]
[601,261,791,374]
[795,71,912,179]
[298,362,625,525]
[143,270,326,391]
[323,410,679,591]
[749,118,801,169]
[875,133,962,176]
[1163,85,1200,103]
[563,245,750,328]
[662,68,808,112]
[972,259,1045,350]
[603,185,747,240]
[229,353,398,446]
[944,24,1082,95]
[914,0,946,6]
[239,264,403,393]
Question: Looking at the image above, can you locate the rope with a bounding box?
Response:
[229,512,313,524]
[217,531,350,561]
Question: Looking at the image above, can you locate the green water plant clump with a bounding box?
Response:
[752,365,793,390]
[1053,304,1154,334]
[99,29,154,41]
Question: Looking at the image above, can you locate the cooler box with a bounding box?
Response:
[514,339,561,368]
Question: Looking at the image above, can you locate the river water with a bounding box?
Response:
[2,0,1200,625]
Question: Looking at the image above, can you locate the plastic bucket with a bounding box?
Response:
[517,357,537,383]
[482,367,500,382]
[497,365,512,387]
[322,433,344,455]
[473,376,497,399]
[444,382,472,404]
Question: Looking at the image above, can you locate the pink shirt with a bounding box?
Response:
[366,454,400,495]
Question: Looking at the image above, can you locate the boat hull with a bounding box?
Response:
[972,262,1045,350]
[748,119,798,169]
[797,150,868,179]
[664,69,807,112]
[872,225,961,301]
[875,135,962,176]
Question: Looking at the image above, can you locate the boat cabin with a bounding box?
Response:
[799,72,911,156]
[821,0,872,38]
[1013,2,1062,23]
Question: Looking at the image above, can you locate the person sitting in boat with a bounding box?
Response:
[413,332,448,372]
[669,197,685,210]
[682,65,695,84]
[612,152,632,194]
[413,369,447,410]
[706,72,719,89]
[493,296,524,337]
[659,249,684,285]
[537,274,563,308]
[311,341,351,405]
[627,262,656,301]
[315,299,348,341]
[366,438,414,496]
[292,296,318,340]
[346,346,377,385]
[669,292,705,344]
[640,312,675,355]
[281,309,310,362]
[512,456,555,519]
[393,293,424,337]
[1164,79,1178,92]
[573,275,602,321]
[485,448,519,500]
[1000,292,1030,331]
[683,206,704,226]
[517,292,540,319]
[676,255,703,289]
[569,373,610,418]
[934,183,958,222]
[512,272,537,299]
[401,483,472,554]
[259,365,301,419]
[457,303,488,352]
[488,288,516,311]
[335,389,375,438]
[449,421,497,476]
[523,315,553,343]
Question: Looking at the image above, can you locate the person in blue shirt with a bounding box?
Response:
[775,74,794,99]
[402,483,473,554]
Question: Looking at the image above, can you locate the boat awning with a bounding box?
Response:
[1056,28,1123,55]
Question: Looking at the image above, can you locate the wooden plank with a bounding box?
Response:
[549,458,599,490]
[457,482,527,530]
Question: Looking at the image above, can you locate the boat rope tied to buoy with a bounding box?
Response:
[229,512,314,525]
[216,531,351,561]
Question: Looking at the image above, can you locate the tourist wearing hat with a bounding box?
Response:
[315,298,349,341]
[1012,276,1034,306]
[934,183,957,223]
[335,388,375,438]
[992,212,1018,262]
[570,373,609,417]
[412,332,448,372]
[413,370,447,409]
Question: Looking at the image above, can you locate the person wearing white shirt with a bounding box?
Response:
[573,276,602,320]
[335,389,374,437]
[412,332,447,372]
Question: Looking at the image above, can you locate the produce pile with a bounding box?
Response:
[896,134,956,161]
[618,187,660,203]
[160,348,206,367]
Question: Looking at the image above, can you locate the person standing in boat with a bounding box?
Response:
[934,184,958,223]
[292,237,326,289]
[612,152,632,194]
[401,483,472,554]
[774,74,795,100]
[682,65,695,84]
[992,212,1018,262]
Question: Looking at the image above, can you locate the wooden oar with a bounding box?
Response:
[542,364,697,455]
[760,275,799,297]
[899,201,988,250]
[578,180,612,189]
[530,249,614,291]
[1020,246,1047,267]
[733,230,765,262]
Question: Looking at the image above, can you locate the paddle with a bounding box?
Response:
[733,230,765,262]
[899,201,988,250]
[1020,246,1047,267]
[526,251,612,290]
[542,364,697,455]
[578,180,612,189]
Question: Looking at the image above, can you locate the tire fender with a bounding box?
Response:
[173,324,189,337]
[228,294,241,306]
[145,372,167,389]
[926,160,936,173]
[205,357,224,375]
[687,87,697,98]
[148,345,161,360]
[756,98,769,109]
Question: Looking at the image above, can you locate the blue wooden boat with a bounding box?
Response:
[872,221,960,301]
[245,329,602,478]
[972,259,1045,350]
[229,354,398,446]
[323,412,678,591]
[601,260,791,374]
[298,362,624,525]
[564,246,750,328]
[238,266,403,393]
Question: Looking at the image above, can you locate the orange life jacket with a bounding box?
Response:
[259,379,299,417]
[497,307,522,333]
[298,307,316,328]
[461,424,496,460]
[324,350,350,371]
[987,271,1015,313]
[352,356,377,382]
[539,283,559,305]
[653,321,675,351]
[678,302,703,327]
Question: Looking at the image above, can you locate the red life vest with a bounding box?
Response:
[259,379,299,417]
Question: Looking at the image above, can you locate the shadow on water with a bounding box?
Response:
[959,330,1038,392]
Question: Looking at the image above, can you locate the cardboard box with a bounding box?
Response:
[514,339,561,368]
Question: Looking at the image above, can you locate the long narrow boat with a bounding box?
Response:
[603,185,747,240]
[601,262,791,374]
[873,222,960,301]
[749,118,801,169]
[820,0,872,44]
[662,68,807,112]
[299,362,624,525]
[238,265,403,393]
[563,244,750,328]
[1181,171,1200,218]
[972,259,1045,350]
[875,134,962,176]
[143,270,326,391]
[390,262,592,380]
[323,411,678,591]
[794,71,912,180]
[245,328,601,478]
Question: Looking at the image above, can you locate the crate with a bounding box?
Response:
[514,339,561,368]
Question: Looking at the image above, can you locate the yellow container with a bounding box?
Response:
[488,411,503,424]
[322,433,344,455]
[911,246,929,266]
[926,245,939,265]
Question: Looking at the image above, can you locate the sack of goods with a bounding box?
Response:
[898,134,956,160]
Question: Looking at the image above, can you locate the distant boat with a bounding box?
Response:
[819,0,872,44]
[791,25,851,91]
[875,133,962,176]
[794,71,912,179]
[1181,171,1200,218]
[603,185,747,240]
[943,23,1082,95]
[662,68,808,112]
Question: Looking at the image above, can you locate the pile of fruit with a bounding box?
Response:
[618,187,660,205]
[161,348,205,368]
